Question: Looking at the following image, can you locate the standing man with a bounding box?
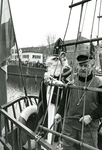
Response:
[37,52,72,144]
[55,54,102,150]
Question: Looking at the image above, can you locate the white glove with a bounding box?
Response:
[44,72,51,85]
[54,113,61,123]
[79,115,92,125]
[44,72,64,87]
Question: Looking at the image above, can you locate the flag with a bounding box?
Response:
[0,0,15,65]
[0,0,15,130]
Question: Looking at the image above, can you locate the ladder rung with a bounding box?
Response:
[69,0,91,8]
[97,16,102,18]
[62,37,102,47]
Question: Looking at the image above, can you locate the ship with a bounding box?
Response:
[0,0,102,150]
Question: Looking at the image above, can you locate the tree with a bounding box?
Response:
[46,33,56,55]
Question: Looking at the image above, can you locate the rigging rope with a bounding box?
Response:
[61,0,98,148]
[51,54,64,143]
[8,0,29,104]
[90,0,98,39]
[79,0,98,145]
[97,0,102,38]
[38,54,63,137]
[39,0,101,147]
[61,87,70,136]
[80,73,94,147]
[71,2,84,81]
[80,2,88,34]
[79,0,98,139]
[63,0,74,41]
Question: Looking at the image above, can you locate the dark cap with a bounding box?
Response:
[77,55,92,64]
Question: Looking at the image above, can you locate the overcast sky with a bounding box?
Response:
[9,0,102,48]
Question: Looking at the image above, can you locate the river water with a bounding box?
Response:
[7,74,42,102]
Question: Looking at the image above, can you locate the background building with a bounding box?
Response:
[10,36,100,68]
[11,46,47,64]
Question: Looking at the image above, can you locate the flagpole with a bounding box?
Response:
[0,0,8,131]
[7,0,28,102]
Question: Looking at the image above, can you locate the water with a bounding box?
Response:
[7,74,42,102]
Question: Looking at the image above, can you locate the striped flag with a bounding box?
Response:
[0,0,15,65]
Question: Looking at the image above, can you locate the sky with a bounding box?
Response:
[9,0,102,48]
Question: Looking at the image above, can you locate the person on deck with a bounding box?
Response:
[54,54,102,150]
[37,51,72,144]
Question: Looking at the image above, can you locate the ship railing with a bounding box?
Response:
[1,95,38,130]
[40,126,100,150]
[0,95,55,150]
[0,108,55,150]
[0,95,100,150]
[0,108,100,150]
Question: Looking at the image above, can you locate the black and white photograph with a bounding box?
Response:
[0,0,102,150]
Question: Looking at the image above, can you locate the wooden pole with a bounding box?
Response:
[0,68,7,130]
[0,0,7,130]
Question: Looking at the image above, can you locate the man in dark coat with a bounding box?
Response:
[55,54,102,150]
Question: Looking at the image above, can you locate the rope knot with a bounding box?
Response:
[35,133,42,142]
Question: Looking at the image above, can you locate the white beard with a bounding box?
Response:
[47,66,61,77]
[78,70,91,77]
[45,56,69,77]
